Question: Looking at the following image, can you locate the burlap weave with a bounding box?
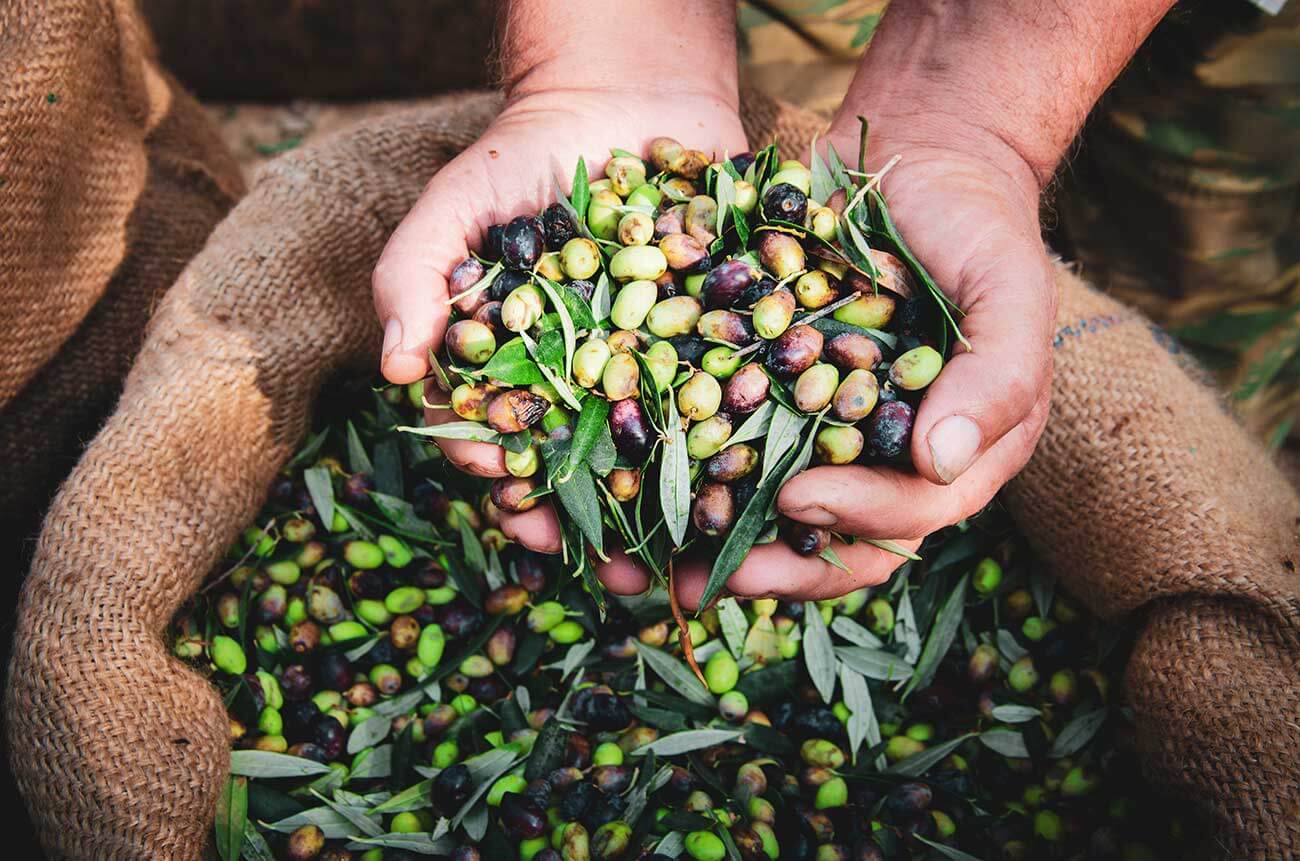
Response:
[3,52,1298,861]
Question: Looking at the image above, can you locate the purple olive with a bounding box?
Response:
[693,483,736,536]
[702,259,758,309]
[867,400,915,460]
[502,215,545,270]
[491,476,539,513]
[785,521,830,556]
[762,183,807,225]
[766,325,824,377]
[609,399,652,462]
[450,257,488,316]
[823,332,882,371]
[721,363,770,414]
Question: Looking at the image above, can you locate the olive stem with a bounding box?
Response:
[843,153,903,223]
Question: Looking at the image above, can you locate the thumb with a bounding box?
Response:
[372,162,484,385]
[909,235,1056,485]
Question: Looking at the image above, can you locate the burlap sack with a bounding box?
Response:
[5,89,1298,861]
[0,0,246,542]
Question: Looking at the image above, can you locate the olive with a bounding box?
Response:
[734,179,758,214]
[972,557,1003,594]
[587,189,623,241]
[786,521,831,555]
[472,300,504,332]
[445,319,496,365]
[660,233,709,272]
[491,476,539,513]
[648,136,684,173]
[677,372,722,421]
[574,339,612,389]
[794,270,838,309]
[766,325,823,377]
[721,362,770,414]
[729,151,756,175]
[701,346,742,379]
[756,232,806,280]
[505,445,540,478]
[752,289,796,340]
[503,215,546,270]
[654,204,686,239]
[609,399,652,461]
[617,211,654,247]
[686,413,733,460]
[704,444,758,483]
[627,183,662,209]
[601,352,641,401]
[537,251,565,282]
[645,340,678,392]
[609,279,658,329]
[701,259,757,309]
[450,382,497,421]
[661,175,697,200]
[770,164,812,195]
[889,345,943,390]
[607,468,641,501]
[808,206,838,242]
[609,246,667,283]
[646,296,703,339]
[968,644,999,684]
[254,585,287,624]
[823,332,881,371]
[762,182,808,225]
[814,426,864,465]
[685,194,719,246]
[560,237,601,281]
[606,156,647,197]
[833,293,895,329]
[866,400,914,460]
[793,363,839,412]
[568,278,595,302]
[692,483,735,536]
[486,389,549,433]
[831,369,880,421]
[697,309,753,346]
[591,765,634,796]
[489,267,531,303]
[541,202,577,250]
[485,583,530,615]
[485,223,506,259]
[606,329,640,354]
[450,257,488,316]
[286,825,325,861]
[431,763,474,815]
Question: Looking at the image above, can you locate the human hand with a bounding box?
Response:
[372,1,745,554]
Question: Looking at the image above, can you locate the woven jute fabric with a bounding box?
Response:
[0,0,245,536]
[1003,270,1300,859]
[5,80,1299,861]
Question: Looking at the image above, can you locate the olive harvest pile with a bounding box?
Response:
[410,130,964,607]
[176,381,1193,861]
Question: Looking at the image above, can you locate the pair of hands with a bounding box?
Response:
[373,83,1055,609]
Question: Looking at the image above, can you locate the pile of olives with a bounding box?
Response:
[421,135,953,588]
[179,382,1193,861]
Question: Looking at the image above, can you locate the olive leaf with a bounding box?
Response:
[310,789,384,838]
[287,428,329,469]
[825,139,855,193]
[557,281,599,329]
[368,492,440,543]
[992,705,1042,724]
[1030,571,1056,618]
[231,750,333,778]
[809,136,838,205]
[536,277,578,378]
[347,715,392,755]
[660,391,691,547]
[980,728,1030,758]
[539,433,605,557]
[730,204,751,248]
[886,732,977,777]
[457,515,486,574]
[303,466,335,535]
[349,832,456,855]
[561,638,595,681]
[808,317,897,351]
[831,615,883,649]
[761,404,809,481]
[479,338,545,385]
[241,821,275,861]
[560,397,610,483]
[518,331,583,411]
[903,574,968,698]
[633,729,742,757]
[997,628,1029,662]
[715,598,749,660]
[895,588,923,662]
[714,167,736,236]
[833,646,912,681]
[1050,709,1107,758]
[451,750,525,830]
[839,665,881,766]
[913,835,985,861]
[215,775,248,861]
[591,272,613,323]
[571,158,591,230]
[634,642,714,707]
[371,779,434,814]
[725,400,774,447]
[346,421,373,475]
[265,806,356,839]
[803,602,838,703]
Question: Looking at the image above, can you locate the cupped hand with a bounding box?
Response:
[596,127,1056,609]
[373,85,747,554]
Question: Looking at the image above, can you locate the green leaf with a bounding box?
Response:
[231,750,333,778]
[903,574,968,697]
[349,832,455,855]
[241,821,275,861]
[572,158,591,231]
[540,434,605,557]
[520,331,583,411]
[310,789,384,838]
[1050,709,1107,758]
[886,733,977,777]
[825,140,855,193]
[368,492,439,542]
[866,538,921,561]
[397,421,530,453]
[715,167,737,236]
[634,729,742,757]
[840,665,880,766]
[701,444,801,609]
[661,392,691,547]
[346,422,374,475]
[480,338,545,385]
[215,775,248,861]
[803,602,838,703]
[347,715,392,754]
[981,728,1030,758]
[304,466,335,534]
[997,629,1028,662]
[287,428,329,469]
[536,277,578,379]
[913,834,986,861]
[716,598,749,660]
[726,400,774,447]
[451,749,524,830]
[831,615,883,649]
[634,642,714,707]
[730,204,751,248]
[761,404,809,482]
[809,137,837,205]
[1030,571,1056,618]
[992,705,1042,724]
[265,806,356,839]
[563,397,611,483]
[820,545,852,572]
[591,272,613,323]
[833,646,912,681]
[588,421,617,477]
[371,779,434,814]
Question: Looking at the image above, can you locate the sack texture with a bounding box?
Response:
[4,52,1298,861]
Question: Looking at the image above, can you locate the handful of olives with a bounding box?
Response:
[408,130,962,608]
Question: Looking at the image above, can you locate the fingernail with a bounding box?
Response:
[381,318,402,361]
[789,505,837,527]
[928,415,982,484]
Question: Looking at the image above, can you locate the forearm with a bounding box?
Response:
[496,0,739,105]
[835,0,1174,191]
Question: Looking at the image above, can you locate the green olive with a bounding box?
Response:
[587,189,623,241]
[889,345,943,390]
[701,346,742,379]
[794,270,837,309]
[617,211,655,247]
[609,279,658,330]
[502,283,545,332]
[686,413,733,460]
[646,296,703,338]
[602,352,641,401]
[645,340,679,392]
[752,289,796,340]
[685,195,719,246]
[814,425,864,465]
[609,245,668,283]
[606,155,648,197]
[677,371,722,421]
[573,338,612,389]
[560,237,601,280]
[833,293,895,329]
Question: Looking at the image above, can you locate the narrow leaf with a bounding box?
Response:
[304,466,335,534]
[346,422,374,475]
[803,603,838,703]
[634,642,714,707]
[886,733,976,777]
[991,705,1042,724]
[215,776,248,861]
[634,729,742,757]
[661,393,691,547]
[980,728,1030,758]
[831,615,883,649]
[231,751,332,778]
[1050,709,1107,758]
[480,338,545,385]
[834,646,912,681]
[348,715,392,754]
[904,574,968,697]
[725,400,774,446]
[716,598,749,660]
[914,834,987,861]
